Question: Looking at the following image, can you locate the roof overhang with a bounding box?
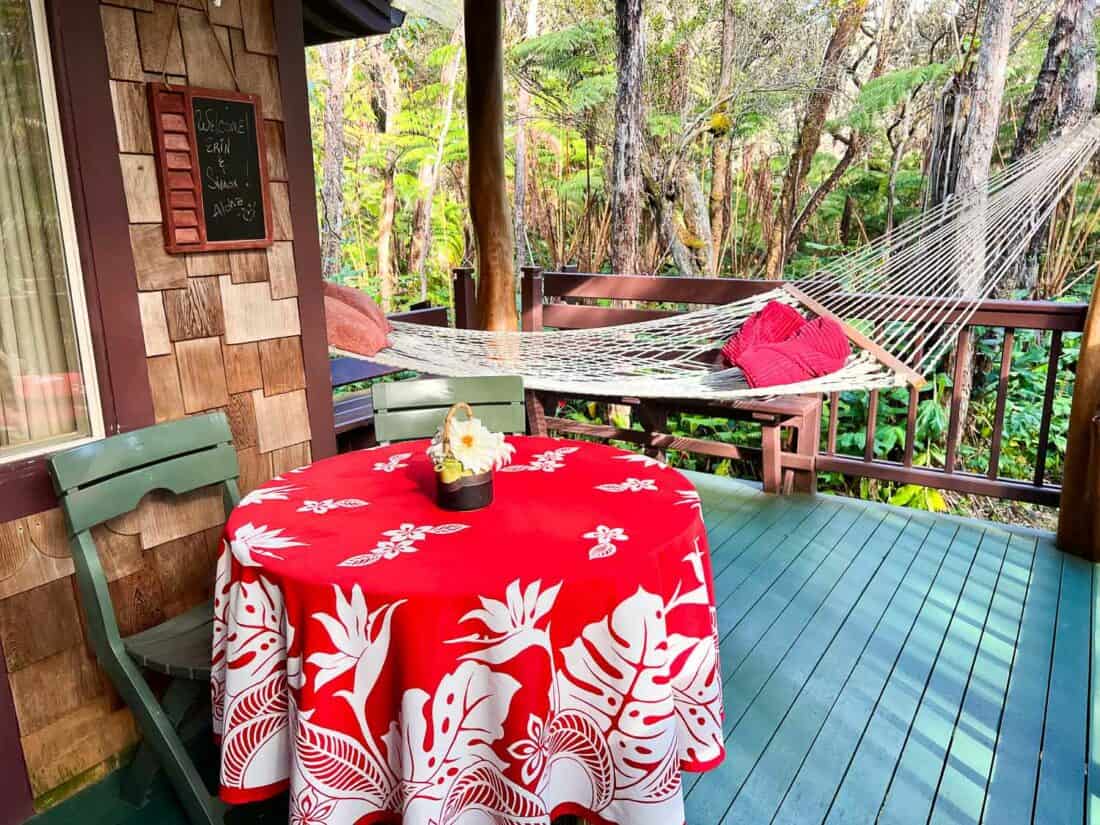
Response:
[302,0,406,44]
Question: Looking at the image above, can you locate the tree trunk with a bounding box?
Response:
[763,0,868,278]
[706,0,736,275]
[1012,0,1083,160]
[949,0,1017,463]
[465,0,518,330]
[318,41,355,281]
[678,167,713,274]
[409,26,464,300]
[376,46,401,312]
[1058,0,1097,130]
[513,0,539,274]
[610,0,645,275]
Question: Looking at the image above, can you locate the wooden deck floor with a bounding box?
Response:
[686,472,1097,825]
[30,473,1099,825]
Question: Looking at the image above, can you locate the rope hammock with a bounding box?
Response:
[347,116,1100,401]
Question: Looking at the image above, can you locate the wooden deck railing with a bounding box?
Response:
[452,267,1088,507]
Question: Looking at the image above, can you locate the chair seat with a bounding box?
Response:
[124,600,214,681]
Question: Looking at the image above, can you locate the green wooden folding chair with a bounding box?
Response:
[48,413,239,825]
[372,375,529,443]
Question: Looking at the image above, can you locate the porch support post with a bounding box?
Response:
[463,0,518,331]
[1058,274,1100,559]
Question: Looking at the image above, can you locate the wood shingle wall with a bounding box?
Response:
[0,0,316,808]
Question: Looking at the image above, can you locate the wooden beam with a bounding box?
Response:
[464,0,517,331]
[1058,274,1100,559]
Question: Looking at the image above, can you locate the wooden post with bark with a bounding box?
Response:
[464,0,518,330]
[1058,275,1100,560]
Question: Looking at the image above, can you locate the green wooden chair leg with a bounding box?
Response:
[109,658,224,825]
[122,679,206,808]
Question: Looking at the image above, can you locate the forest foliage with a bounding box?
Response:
[308,0,1099,524]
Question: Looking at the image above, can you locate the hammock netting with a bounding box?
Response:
[351,116,1100,401]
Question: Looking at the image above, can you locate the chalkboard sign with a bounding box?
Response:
[148,84,274,253]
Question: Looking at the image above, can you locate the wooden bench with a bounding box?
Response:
[330,304,447,452]
[528,391,821,494]
[482,266,825,494]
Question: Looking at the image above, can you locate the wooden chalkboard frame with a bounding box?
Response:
[148,83,274,254]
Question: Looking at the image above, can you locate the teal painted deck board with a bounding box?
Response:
[719,515,930,824]
[822,522,988,825]
[1033,547,1092,825]
[30,475,1095,825]
[980,539,1063,825]
[686,508,901,823]
[770,518,959,825]
[928,532,1036,825]
[874,526,1012,825]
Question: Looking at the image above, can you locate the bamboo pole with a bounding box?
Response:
[1058,272,1100,559]
[464,0,518,331]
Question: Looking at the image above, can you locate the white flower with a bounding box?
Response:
[239,485,299,507]
[374,453,411,473]
[307,585,405,692]
[507,715,549,784]
[583,525,628,560]
[595,478,658,493]
[383,523,428,543]
[297,498,368,515]
[229,522,306,566]
[426,418,515,474]
[447,578,561,664]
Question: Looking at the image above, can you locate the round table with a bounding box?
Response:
[213,436,725,825]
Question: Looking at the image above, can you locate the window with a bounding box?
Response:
[0,0,102,461]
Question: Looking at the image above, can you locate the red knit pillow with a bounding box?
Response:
[721,301,807,366]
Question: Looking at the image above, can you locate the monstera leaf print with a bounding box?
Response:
[221,671,290,789]
[294,711,394,806]
[385,661,520,803]
[612,734,681,805]
[556,588,679,797]
[666,633,723,763]
[226,575,289,682]
[437,761,547,825]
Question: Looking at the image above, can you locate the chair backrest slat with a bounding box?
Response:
[62,443,239,534]
[372,376,526,443]
[48,413,240,648]
[51,414,233,492]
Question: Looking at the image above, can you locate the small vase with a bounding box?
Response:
[436,470,493,511]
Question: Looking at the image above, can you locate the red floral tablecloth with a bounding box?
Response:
[213,436,725,825]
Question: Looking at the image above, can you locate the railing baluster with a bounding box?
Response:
[827,392,839,454]
[864,390,879,463]
[1033,329,1063,487]
[944,328,972,473]
[903,387,919,467]
[987,328,1015,480]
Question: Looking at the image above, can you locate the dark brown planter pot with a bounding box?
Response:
[436,470,494,511]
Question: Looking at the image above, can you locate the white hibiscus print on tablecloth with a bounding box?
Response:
[613,453,668,469]
[507,714,550,785]
[502,446,580,473]
[595,478,658,493]
[338,523,469,567]
[308,584,405,691]
[239,485,299,507]
[447,578,561,665]
[584,525,628,560]
[229,522,306,566]
[373,452,411,473]
[676,489,701,510]
[290,787,335,825]
[297,498,368,515]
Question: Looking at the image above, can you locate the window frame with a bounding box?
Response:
[0,0,107,467]
[0,0,156,523]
